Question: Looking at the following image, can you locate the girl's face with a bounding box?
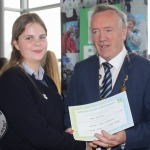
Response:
[70,33,74,39]
[13,22,47,66]
[127,20,135,31]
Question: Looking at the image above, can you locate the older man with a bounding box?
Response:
[64,4,150,150]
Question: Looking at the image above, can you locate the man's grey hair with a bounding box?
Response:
[91,4,127,29]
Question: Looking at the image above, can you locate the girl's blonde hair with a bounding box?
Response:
[0,13,47,76]
[41,50,61,94]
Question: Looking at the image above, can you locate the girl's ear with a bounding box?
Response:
[13,40,19,50]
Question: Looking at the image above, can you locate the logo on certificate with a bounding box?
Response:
[0,111,7,139]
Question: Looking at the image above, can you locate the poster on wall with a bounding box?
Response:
[61,0,108,96]
[61,0,148,96]
[80,1,148,60]
[61,0,84,96]
[123,1,148,58]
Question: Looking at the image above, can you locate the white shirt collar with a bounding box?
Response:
[99,46,127,69]
[22,62,45,80]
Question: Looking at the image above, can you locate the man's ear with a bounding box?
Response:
[122,27,127,41]
[13,40,19,50]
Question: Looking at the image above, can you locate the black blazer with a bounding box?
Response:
[0,67,85,150]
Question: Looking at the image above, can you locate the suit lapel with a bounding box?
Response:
[89,55,99,102]
[88,53,136,100]
[109,53,135,96]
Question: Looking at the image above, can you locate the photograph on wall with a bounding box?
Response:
[61,21,79,54]
[62,53,80,96]
[122,0,148,58]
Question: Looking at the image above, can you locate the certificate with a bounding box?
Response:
[69,91,134,141]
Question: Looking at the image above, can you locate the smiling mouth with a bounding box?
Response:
[33,50,42,53]
[100,45,109,49]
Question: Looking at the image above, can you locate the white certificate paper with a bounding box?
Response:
[69,92,134,141]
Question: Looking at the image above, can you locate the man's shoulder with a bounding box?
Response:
[73,55,99,73]
[132,54,150,64]
[76,55,98,66]
[131,54,150,71]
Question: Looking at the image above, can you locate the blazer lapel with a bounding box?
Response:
[109,54,135,96]
[89,55,100,102]
[88,53,136,100]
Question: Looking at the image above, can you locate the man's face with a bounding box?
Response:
[91,10,127,61]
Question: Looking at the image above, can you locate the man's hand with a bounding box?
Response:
[92,130,126,148]
[65,128,74,134]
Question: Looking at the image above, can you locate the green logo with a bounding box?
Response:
[87,1,90,6]
[117,98,122,103]
[69,3,72,8]
[78,2,81,7]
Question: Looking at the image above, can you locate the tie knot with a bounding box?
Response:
[32,73,35,78]
[102,62,112,70]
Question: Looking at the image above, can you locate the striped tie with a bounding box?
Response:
[100,62,113,99]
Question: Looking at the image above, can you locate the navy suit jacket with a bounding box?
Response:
[64,53,150,150]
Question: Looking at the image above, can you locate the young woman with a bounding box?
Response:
[0,13,85,150]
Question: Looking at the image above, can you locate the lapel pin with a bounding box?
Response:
[43,94,48,99]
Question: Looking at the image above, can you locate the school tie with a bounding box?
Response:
[100,62,113,99]
[32,73,48,87]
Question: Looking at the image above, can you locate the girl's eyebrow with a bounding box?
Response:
[24,35,33,37]
[24,34,46,37]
